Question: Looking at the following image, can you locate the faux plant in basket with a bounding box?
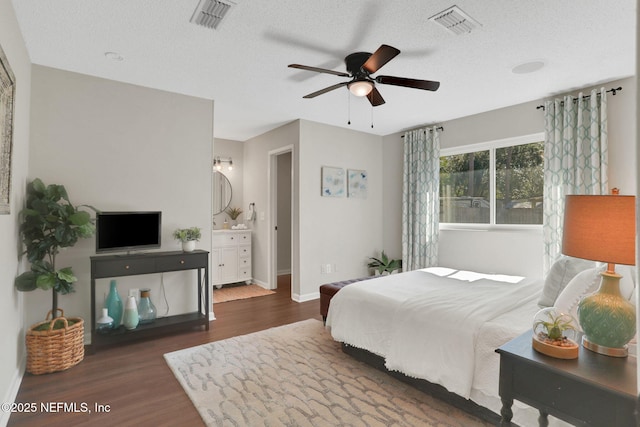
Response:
[173,227,201,252]
[225,206,243,225]
[14,178,98,374]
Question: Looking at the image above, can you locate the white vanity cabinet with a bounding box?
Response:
[211,230,252,286]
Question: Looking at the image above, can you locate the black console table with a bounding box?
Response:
[90,250,209,349]
[496,331,636,426]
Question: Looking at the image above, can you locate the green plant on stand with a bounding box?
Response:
[367,251,402,276]
[14,178,98,325]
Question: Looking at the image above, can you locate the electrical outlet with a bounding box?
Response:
[320,264,326,274]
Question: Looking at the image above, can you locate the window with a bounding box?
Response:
[439,135,544,226]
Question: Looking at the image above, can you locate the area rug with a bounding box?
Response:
[164,319,491,427]
[213,284,275,303]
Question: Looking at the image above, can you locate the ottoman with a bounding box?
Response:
[320,276,371,322]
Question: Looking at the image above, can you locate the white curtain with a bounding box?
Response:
[543,88,608,274]
[402,126,440,270]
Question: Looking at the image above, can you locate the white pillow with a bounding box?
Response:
[538,256,595,307]
[554,265,636,332]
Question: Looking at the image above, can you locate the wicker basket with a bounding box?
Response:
[26,309,84,375]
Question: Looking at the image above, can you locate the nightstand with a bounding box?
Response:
[496,331,637,426]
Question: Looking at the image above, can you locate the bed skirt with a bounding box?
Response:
[341,343,505,426]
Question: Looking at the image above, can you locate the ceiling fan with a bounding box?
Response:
[288,44,440,107]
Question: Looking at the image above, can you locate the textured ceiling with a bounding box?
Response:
[12,0,636,141]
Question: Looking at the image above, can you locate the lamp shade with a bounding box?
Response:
[562,195,636,266]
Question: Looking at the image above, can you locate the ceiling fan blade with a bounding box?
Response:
[362,44,400,74]
[375,75,440,91]
[302,82,349,98]
[288,64,350,77]
[366,87,385,106]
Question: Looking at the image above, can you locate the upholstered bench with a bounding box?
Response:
[320,276,372,322]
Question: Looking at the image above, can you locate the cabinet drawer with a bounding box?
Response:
[238,245,251,258]
[157,253,208,271]
[239,268,252,280]
[239,257,251,268]
[93,258,156,278]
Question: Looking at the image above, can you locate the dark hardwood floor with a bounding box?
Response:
[9,275,320,427]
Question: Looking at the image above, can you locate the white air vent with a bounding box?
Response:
[429,5,481,35]
[190,0,235,30]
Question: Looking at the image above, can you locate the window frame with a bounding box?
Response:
[439,132,544,231]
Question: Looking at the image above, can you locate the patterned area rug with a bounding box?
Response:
[164,319,491,427]
[213,284,275,303]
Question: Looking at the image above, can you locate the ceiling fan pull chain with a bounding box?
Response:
[347,92,351,125]
[370,102,374,128]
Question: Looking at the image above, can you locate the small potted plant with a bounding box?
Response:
[225,207,243,225]
[367,251,402,276]
[173,227,201,252]
[532,307,579,359]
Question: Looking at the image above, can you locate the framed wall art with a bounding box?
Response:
[347,169,368,199]
[0,42,15,215]
[321,166,345,197]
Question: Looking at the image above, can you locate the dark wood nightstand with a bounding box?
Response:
[496,331,637,427]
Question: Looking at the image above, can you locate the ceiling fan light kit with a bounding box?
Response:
[289,44,440,108]
[348,80,373,97]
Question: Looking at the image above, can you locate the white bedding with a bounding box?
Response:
[325,267,567,426]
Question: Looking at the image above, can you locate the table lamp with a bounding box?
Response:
[561,193,636,357]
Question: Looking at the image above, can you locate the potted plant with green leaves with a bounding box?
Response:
[532,307,579,359]
[367,251,402,276]
[173,227,201,252]
[225,206,243,225]
[14,178,98,374]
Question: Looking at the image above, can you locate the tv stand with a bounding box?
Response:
[90,250,209,350]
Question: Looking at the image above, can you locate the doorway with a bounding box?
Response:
[268,146,294,296]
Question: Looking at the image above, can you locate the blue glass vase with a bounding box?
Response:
[138,288,157,324]
[104,280,123,328]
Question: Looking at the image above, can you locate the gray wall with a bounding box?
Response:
[0,1,32,420]
[27,65,214,336]
[382,76,636,278]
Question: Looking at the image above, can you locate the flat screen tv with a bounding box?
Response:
[95,211,162,253]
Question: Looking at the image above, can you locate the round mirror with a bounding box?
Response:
[213,171,232,215]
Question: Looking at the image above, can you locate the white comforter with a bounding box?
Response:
[326,267,542,400]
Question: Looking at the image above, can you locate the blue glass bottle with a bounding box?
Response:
[104,280,123,328]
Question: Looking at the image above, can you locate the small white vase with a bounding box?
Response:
[182,240,196,252]
[123,296,139,330]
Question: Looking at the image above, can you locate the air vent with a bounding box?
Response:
[429,5,481,35]
[190,0,235,30]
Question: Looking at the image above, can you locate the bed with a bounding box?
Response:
[325,264,595,427]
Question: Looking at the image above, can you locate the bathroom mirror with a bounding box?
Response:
[213,171,232,215]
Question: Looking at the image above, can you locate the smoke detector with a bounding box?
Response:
[190,0,236,30]
[429,5,481,35]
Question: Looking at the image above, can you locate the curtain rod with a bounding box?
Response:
[401,126,444,138]
[536,86,622,111]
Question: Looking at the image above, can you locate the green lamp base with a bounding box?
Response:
[578,271,636,358]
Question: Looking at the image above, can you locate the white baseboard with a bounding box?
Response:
[292,291,319,303]
[253,278,269,289]
[1,359,25,427]
[277,269,292,275]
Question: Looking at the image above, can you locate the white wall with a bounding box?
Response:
[0,1,32,424]
[28,66,213,336]
[299,119,383,299]
[213,138,244,228]
[382,76,636,278]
